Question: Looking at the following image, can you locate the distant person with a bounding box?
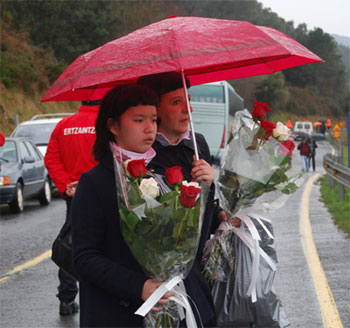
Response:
[44,100,100,315]
[280,138,296,168]
[297,137,311,172]
[308,136,318,172]
[0,131,5,146]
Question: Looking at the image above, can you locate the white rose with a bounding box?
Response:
[272,122,290,141]
[139,178,160,199]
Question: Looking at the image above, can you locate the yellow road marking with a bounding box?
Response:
[0,249,51,284]
[300,173,343,328]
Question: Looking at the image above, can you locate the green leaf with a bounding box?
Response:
[159,191,179,203]
[121,211,139,231]
[127,181,144,206]
[136,222,153,235]
[276,155,291,166]
[121,225,133,243]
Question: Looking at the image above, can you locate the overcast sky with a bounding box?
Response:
[259,0,350,37]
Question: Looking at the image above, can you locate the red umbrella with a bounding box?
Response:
[41,16,322,102]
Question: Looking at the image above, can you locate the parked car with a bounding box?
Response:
[0,137,52,213]
[11,113,73,156]
[293,121,313,135]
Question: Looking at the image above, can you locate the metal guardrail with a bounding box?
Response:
[323,153,350,200]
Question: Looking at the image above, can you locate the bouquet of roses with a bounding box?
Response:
[202,102,296,327]
[113,153,209,328]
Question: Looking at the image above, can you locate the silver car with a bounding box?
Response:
[0,137,52,213]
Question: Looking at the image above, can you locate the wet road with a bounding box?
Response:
[0,140,349,328]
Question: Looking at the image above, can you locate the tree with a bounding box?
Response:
[2,0,115,63]
[254,73,289,110]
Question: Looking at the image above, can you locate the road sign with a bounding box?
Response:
[333,123,341,132]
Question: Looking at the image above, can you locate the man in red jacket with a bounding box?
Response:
[45,100,99,315]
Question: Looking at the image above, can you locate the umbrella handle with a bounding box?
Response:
[181,69,199,160]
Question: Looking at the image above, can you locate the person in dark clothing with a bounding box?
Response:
[71,84,175,327]
[297,137,311,172]
[138,72,240,327]
[308,136,318,171]
[45,100,100,315]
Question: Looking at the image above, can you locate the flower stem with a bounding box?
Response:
[175,209,189,245]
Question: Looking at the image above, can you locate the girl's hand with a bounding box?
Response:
[141,279,175,312]
[191,155,214,186]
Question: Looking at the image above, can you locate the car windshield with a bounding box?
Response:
[0,141,18,162]
[12,123,56,145]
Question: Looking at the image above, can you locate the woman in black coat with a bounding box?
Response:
[71,84,174,327]
[138,72,241,327]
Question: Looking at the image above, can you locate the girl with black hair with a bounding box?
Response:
[71,84,174,327]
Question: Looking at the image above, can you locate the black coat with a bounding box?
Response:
[72,145,217,327]
[71,151,148,327]
[148,133,219,325]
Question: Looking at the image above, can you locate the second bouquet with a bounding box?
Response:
[113,154,209,328]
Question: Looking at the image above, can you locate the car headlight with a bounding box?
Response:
[0,176,11,186]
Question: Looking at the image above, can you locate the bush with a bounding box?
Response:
[319,176,350,238]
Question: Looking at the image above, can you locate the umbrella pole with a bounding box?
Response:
[181,69,199,160]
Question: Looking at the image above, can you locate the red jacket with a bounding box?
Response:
[44,105,99,196]
[280,139,296,157]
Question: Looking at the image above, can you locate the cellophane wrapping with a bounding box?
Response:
[113,154,209,328]
[202,109,294,327]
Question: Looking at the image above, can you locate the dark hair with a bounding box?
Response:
[137,71,190,98]
[93,84,159,161]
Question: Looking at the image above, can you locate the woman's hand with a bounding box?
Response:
[218,210,241,227]
[191,156,214,186]
[141,279,175,312]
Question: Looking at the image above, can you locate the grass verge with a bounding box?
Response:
[319,176,350,238]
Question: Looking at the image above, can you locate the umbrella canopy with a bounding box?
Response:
[313,121,322,127]
[41,16,323,102]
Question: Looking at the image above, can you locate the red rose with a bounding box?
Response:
[165,166,184,186]
[179,184,201,208]
[126,159,147,178]
[252,102,272,120]
[260,120,276,139]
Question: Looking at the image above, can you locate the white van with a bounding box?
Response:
[190,81,244,161]
[294,121,313,135]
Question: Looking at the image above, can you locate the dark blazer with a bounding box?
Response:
[148,132,219,325]
[71,151,148,327]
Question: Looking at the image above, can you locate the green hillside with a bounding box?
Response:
[1,0,349,136]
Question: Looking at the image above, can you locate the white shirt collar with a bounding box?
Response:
[156,131,190,146]
[110,142,156,165]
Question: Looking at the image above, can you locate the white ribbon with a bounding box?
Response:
[216,210,277,303]
[135,275,199,328]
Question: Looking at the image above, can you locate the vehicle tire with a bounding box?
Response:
[39,178,52,206]
[9,182,24,213]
